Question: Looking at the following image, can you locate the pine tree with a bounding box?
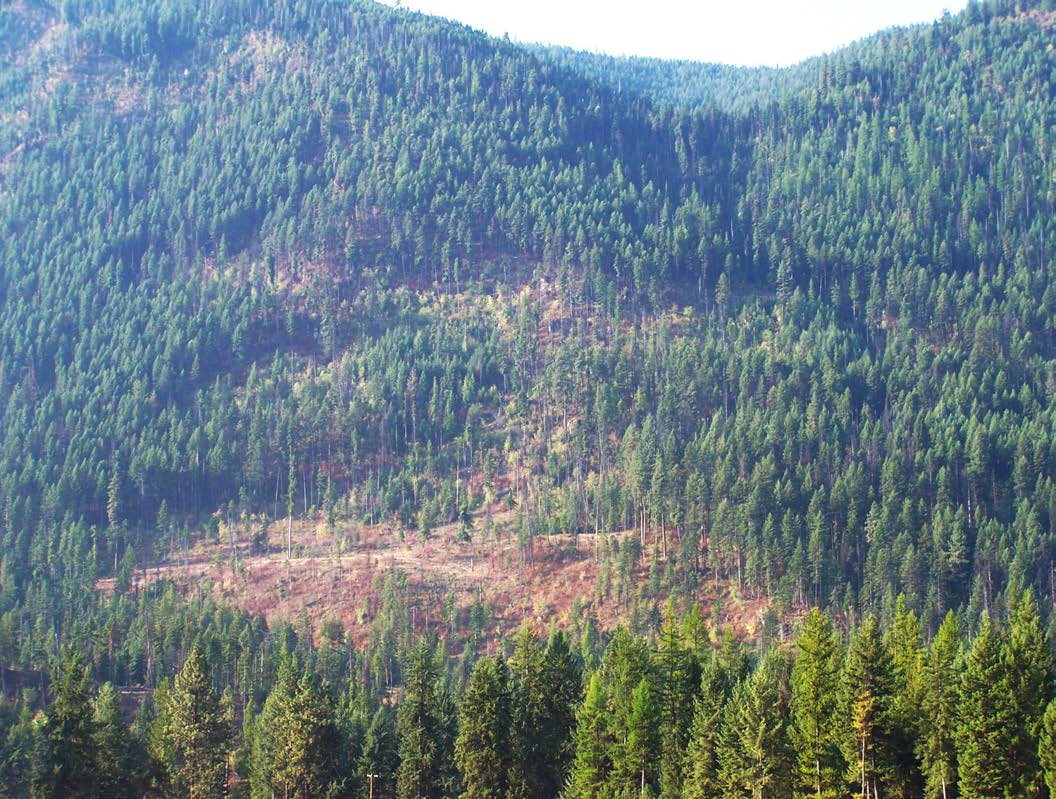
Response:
[717,653,794,799]
[35,649,97,799]
[254,665,343,799]
[884,597,925,797]
[508,628,545,799]
[154,644,231,799]
[359,705,399,799]
[456,657,512,799]
[565,674,611,799]
[539,629,581,798]
[621,678,660,796]
[397,640,457,799]
[1040,699,1056,796]
[92,682,133,799]
[918,612,960,799]
[956,617,1014,799]
[682,660,725,799]
[1002,590,1053,795]
[790,609,844,799]
[655,610,698,799]
[841,616,895,799]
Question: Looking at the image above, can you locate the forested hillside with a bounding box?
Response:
[4,0,1056,795]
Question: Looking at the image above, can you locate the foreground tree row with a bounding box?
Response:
[5,592,1056,798]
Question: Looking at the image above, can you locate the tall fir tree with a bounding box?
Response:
[455,657,512,799]
[34,649,97,799]
[1002,590,1053,795]
[397,640,458,799]
[565,674,612,799]
[359,705,399,799]
[884,597,925,797]
[1040,699,1056,797]
[717,652,794,799]
[681,659,725,799]
[918,612,961,799]
[790,608,844,799]
[841,616,896,799]
[539,629,582,799]
[252,665,344,799]
[956,617,1015,799]
[655,609,699,799]
[92,682,133,799]
[153,644,231,799]
[621,678,660,797]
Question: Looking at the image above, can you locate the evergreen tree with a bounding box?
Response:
[565,674,611,799]
[841,616,895,799]
[397,641,457,799]
[621,678,660,796]
[884,598,925,797]
[359,705,399,799]
[717,653,794,799]
[253,665,344,799]
[656,610,699,799]
[918,612,961,799]
[682,660,725,799]
[92,683,133,799]
[790,609,844,799]
[34,649,97,799]
[956,617,1014,799]
[539,630,582,798]
[456,657,512,799]
[1040,699,1056,797]
[1002,590,1053,795]
[154,644,231,799]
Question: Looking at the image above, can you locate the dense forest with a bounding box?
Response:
[4,0,1056,794]
[6,598,1056,799]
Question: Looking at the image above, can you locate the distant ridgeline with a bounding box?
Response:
[1,0,1056,761]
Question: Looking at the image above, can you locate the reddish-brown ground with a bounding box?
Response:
[98,506,773,649]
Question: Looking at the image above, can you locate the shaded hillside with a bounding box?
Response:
[1,0,1056,697]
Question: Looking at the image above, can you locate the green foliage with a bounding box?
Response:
[151,645,231,799]
[396,641,457,799]
[91,683,133,799]
[918,612,961,799]
[34,650,97,799]
[455,657,511,799]
[789,609,844,798]
[955,618,1016,799]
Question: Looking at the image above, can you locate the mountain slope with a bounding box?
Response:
[1,0,1056,682]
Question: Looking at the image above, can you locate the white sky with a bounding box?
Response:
[382,0,970,67]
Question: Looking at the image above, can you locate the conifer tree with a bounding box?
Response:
[717,653,794,799]
[92,682,133,799]
[621,678,660,796]
[918,612,960,799]
[397,640,457,799]
[154,644,231,799]
[790,608,844,799]
[682,660,725,799]
[884,597,924,797]
[1040,699,1056,796]
[253,666,343,799]
[841,616,895,799]
[35,649,97,799]
[656,609,698,799]
[508,628,545,799]
[956,617,1014,799]
[566,674,611,799]
[539,629,581,798]
[359,705,399,799]
[1002,590,1053,795]
[456,657,512,799]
